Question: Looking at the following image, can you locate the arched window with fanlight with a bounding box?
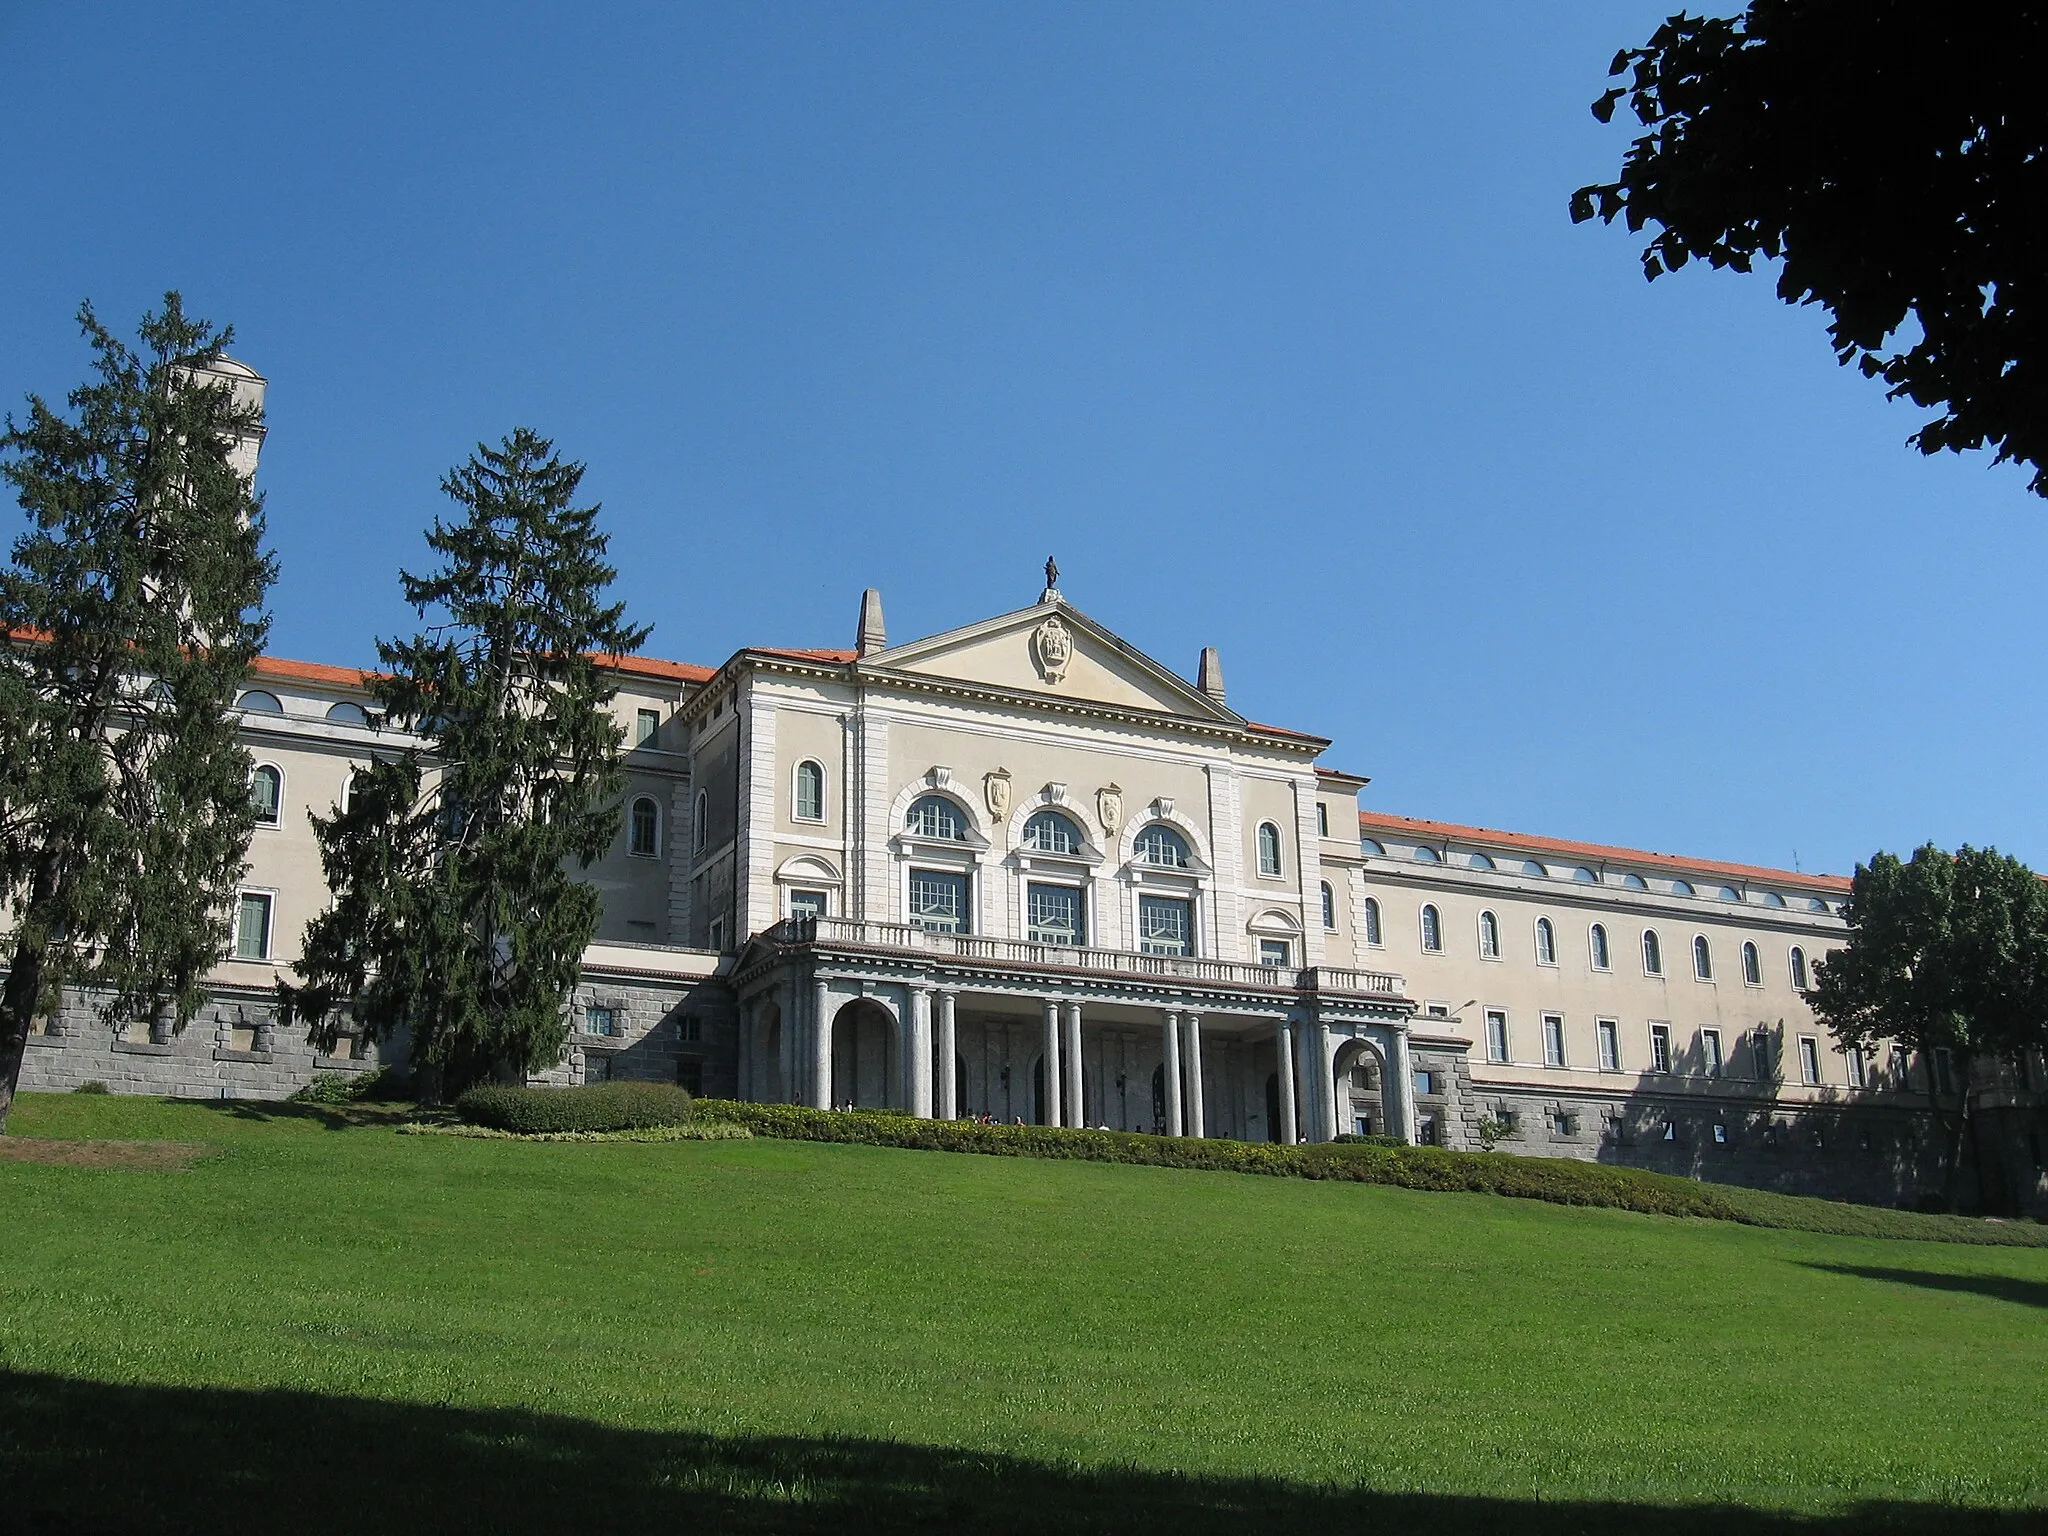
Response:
[1642,929,1663,975]
[906,794,968,841]
[1741,941,1762,986]
[629,796,660,857]
[250,764,282,826]
[1022,809,1082,854]
[1478,910,1501,959]
[793,760,825,823]
[1693,934,1713,980]
[1362,896,1383,947]
[1420,904,1443,953]
[1135,823,1190,869]
[1589,922,1610,970]
[1534,916,1556,966]
[1256,821,1283,878]
[1320,881,1336,930]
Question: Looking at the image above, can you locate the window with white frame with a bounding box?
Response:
[1693,935,1713,980]
[794,760,826,823]
[1320,881,1335,930]
[1701,1027,1723,1077]
[788,888,828,919]
[1256,821,1283,878]
[636,709,660,746]
[234,892,272,960]
[1026,883,1084,946]
[907,794,969,841]
[1590,923,1610,970]
[1362,896,1383,946]
[1136,823,1191,868]
[250,764,282,826]
[1138,894,1193,955]
[1542,1014,1565,1068]
[1317,803,1329,837]
[1485,1010,1509,1063]
[909,869,970,932]
[584,1003,620,1037]
[1642,929,1662,975]
[1752,1027,1775,1080]
[1846,1044,1867,1088]
[1534,916,1556,966]
[1789,946,1809,990]
[629,796,659,857]
[1649,1023,1672,1073]
[1478,910,1501,959]
[1022,809,1082,854]
[1596,1019,1620,1071]
[1742,941,1762,986]
[1420,904,1442,953]
[1800,1035,1822,1085]
[1258,937,1291,968]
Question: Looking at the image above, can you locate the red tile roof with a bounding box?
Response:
[1357,808,1852,892]
[249,655,377,688]
[752,646,859,664]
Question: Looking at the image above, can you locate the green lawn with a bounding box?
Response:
[3,1093,2045,1534]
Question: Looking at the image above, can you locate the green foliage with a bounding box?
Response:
[0,294,275,1130]
[71,1080,108,1094]
[287,1065,397,1106]
[1572,3,2048,495]
[456,1081,698,1134]
[281,430,647,1092]
[400,1120,749,1143]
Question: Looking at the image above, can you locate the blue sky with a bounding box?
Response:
[3,3,2042,877]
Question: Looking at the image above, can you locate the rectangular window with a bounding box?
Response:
[1258,938,1291,968]
[1424,1002,1450,1018]
[584,1004,618,1037]
[234,892,272,960]
[1317,803,1330,837]
[1799,1035,1822,1086]
[1934,1046,1956,1095]
[1701,1027,1723,1077]
[586,1053,613,1083]
[1027,883,1085,946]
[1649,1024,1672,1074]
[1846,1045,1867,1088]
[1138,895,1193,956]
[1551,1112,1575,1138]
[1413,1069,1435,1097]
[1416,1113,1439,1146]
[1753,1028,1775,1080]
[789,888,828,919]
[1542,1014,1565,1068]
[1712,1122,1728,1144]
[676,1016,702,1043]
[635,708,659,745]
[909,869,971,933]
[1597,1019,1620,1072]
[708,916,726,951]
[1353,1114,1372,1136]
[676,1058,704,1095]
[1485,1010,1509,1064]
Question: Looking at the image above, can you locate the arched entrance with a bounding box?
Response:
[830,999,897,1109]
[1264,1073,1282,1142]
[760,1002,785,1103]
[1331,1037,1387,1139]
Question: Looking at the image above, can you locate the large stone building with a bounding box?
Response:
[12,379,2046,1215]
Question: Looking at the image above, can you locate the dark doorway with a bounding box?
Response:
[1150,1064,1166,1133]
[1032,1056,1047,1125]
[1264,1073,1282,1142]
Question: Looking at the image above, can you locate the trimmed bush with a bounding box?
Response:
[456,1081,697,1134]
[289,1065,400,1106]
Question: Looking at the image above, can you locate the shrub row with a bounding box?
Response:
[688,1101,1749,1222]
[400,1120,750,1144]
[455,1081,697,1134]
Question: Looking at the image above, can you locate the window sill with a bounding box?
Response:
[25,1034,67,1049]
[315,1057,372,1071]
[112,1040,175,1056]
[213,1048,275,1064]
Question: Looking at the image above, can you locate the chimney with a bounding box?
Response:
[856,588,886,657]
[1197,647,1225,705]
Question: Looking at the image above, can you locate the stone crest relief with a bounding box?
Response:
[1032,615,1073,684]
[1097,783,1123,834]
[984,768,1012,820]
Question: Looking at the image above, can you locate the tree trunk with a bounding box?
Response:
[0,934,49,1136]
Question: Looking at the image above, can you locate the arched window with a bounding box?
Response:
[1470,851,1496,872]
[1135,823,1190,868]
[1420,904,1442,953]
[1642,929,1663,975]
[325,701,369,725]
[1320,881,1336,930]
[1622,873,1647,891]
[1256,822,1282,877]
[250,764,282,825]
[1789,946,1809,990]
[1414,845,1442,863]
[1022,809,1082,854]
[906,794,967,841]
[793,760,825,822]
[1521,859,1548,878]
[237,689,283,713]
[1571,867,1597,884]
[692,790,708,853]
[1535,917,1556,966]
[1718,886,1742,903]
[629,796,659,857]
[1693,935,1713,980]
[1478,910,1500,959]
[1590,922,1610,970]
[1741,941,1761,986]
[1360,838,1385,856]
[1671,879,1695,898]
[1362,896,1383,946]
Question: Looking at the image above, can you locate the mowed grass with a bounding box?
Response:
[2,1093,2046,1534]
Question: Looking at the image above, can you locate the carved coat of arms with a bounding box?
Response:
[984,769,1012,820]
[1033,616,1073,684]
[1097,783,1123,834]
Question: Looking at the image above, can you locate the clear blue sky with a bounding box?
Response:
[4,3,2042,878]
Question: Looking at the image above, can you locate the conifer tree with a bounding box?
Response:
[282,430,648,1094]
[0,296,275,1132]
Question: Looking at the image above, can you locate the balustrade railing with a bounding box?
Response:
[768,915,1404,997]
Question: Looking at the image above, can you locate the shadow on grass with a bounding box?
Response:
[1803,1263,2048,1310]
[0,1370,2036,1535]
[170,1098,419,1132]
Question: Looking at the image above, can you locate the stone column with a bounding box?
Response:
[908,986,934,1118]
[1390,1027,1417,1144]
[777,992,797,1104]
[935,992,958,1119]
[1062,1000,1084,1128]
[811,979,833,1110]
[1276,1018,1299,1144]
[1313,1019,1336,1141]
[736,999,754,1102]
[1041,998,1063,1127]
[1183,1013,1206,1138]
[1162,1011,1184,1136]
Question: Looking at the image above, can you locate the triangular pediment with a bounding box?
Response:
[863,601,1241,724]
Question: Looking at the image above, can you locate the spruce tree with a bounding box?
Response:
[283,430,648,1094]
[0,296,275,1132]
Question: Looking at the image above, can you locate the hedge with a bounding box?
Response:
[688,1100,1748,1222]
[400,1120,750,1144]
[455,1082,698,1134]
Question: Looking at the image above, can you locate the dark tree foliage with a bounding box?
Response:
[282,430,647,1095]
[0,296,274,1131]
[1571,2,2048,494]
[1810,844,2048,1205]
